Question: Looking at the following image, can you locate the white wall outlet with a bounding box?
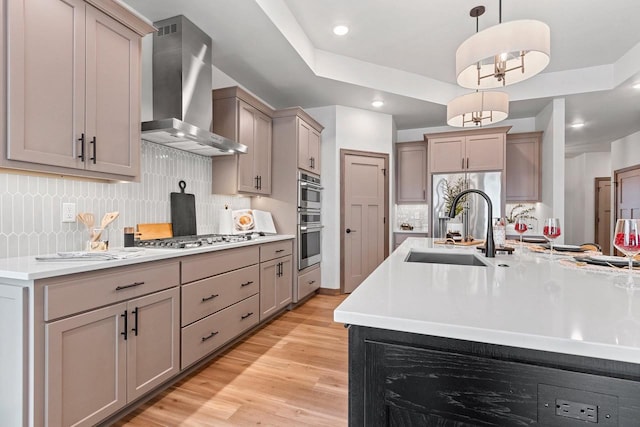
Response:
[62,203,76,223]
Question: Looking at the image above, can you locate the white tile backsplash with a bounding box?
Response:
[0,141,250,258]
[395,204,429,230]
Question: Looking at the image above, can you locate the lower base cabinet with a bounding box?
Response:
[260,255,293,320]
[46,287,180,426]
[297,265,321,301]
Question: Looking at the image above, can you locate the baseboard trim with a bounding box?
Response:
[318,287,341,296]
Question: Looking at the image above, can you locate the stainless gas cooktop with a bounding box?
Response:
[135,234,252,249]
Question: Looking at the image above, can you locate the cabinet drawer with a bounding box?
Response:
[181,294,259,369]
[44,260,180,321]
[260,240,293,262]
[181,246,259,284]
[181,264,259,326]
[298,265,321,300]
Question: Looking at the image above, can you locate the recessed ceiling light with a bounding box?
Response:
[633,83,640,89]
[570,122,585,128]
[371,100,384,108]
[333,25,349,36]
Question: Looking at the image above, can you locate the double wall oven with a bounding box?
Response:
[298,171,322,270]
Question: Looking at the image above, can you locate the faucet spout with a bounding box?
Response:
[447,189,496,258]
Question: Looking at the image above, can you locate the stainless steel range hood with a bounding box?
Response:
[141,15,247,156]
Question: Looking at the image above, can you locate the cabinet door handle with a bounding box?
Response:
[255,175,260,189]
[275,249,285,253]
[131,307,139,336]
[201,331,219,342]
[90,136,97,164]
[423,189,426,199]
[308,280,315,285]
[461,158,464,169]
[240,281,253,287]
[121,310,128,341]
[202,293,219,302]
[258,175,262,190]
[466,157,469,169]
[77,133,85,161]
[115,281,145,291]
[278,262,283,277]
[241,312,254,320]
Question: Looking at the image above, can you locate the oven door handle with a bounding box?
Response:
[299,182,324,190]
[300,225,324,231]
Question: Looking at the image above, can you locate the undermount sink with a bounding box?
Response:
[405,251,487,267]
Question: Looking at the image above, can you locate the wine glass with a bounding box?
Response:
[514,217,528,249]
[613,219,640,273]
[542,218,561,258]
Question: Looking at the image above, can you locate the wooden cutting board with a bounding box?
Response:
[434,239,485,246]
[170,180,197,237]
[137,223,173,240]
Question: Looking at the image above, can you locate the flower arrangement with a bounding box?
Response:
[506,204,537,224]
[442,178,467,217]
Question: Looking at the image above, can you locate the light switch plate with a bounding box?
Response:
[62,203,76,223]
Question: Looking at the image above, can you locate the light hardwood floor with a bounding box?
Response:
[114,294,349,426]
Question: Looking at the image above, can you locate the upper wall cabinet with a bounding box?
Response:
[505,132,543,202]
[272,107,323,177]
[426,126,511,174]
[1,0,154,181]
[212,87,274,195]
[396,141,427,203]
[297,118,321,174]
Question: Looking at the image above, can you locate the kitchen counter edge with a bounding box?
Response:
[0,235,295,282]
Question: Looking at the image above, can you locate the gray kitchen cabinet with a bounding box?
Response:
[506,132,543,202]
[2,0,153,181]
[298,118,322,174]
[260,255,293,321]
[180,245,262,369]
[45,265,180,427]
[212,87,273,195]
[259,240,293,320]
[396,141,428,203]
[427,126,510,174]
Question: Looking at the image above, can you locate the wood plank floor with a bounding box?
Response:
[114,294,349,426]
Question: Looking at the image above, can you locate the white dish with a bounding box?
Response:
[590,255,629,263]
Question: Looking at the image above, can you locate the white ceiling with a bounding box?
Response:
[123,0,640,156]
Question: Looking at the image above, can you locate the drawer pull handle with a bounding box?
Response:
[275,249,285,253]
[241,281,254,287]
[308,280,315,284]
[115,281,145,291]
[202,293,219,302]
[241,312,254,320]
[201,331,219,342]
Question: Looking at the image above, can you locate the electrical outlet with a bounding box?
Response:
[62,203,76,223]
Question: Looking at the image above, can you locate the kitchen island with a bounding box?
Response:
[335,238,640,426]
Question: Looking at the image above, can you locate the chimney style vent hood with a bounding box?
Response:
[141,15,247,156]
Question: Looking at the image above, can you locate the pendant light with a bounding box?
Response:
[447,6,509,128]
[455,0,550,89]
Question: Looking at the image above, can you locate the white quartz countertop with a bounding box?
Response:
[0,235,295,282]
[335,237,640,364]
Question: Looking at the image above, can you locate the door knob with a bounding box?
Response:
[346,228,357,233]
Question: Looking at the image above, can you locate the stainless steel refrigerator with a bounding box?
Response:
[431,172,502,239]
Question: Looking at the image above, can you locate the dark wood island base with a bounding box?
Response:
[348,326,640,426]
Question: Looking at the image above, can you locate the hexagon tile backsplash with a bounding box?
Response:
[0,141,250,258]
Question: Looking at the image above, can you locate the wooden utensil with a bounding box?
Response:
[91,212,119,242]
[77,212,95,230]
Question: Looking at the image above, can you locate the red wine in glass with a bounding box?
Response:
[514,218,528,249]
[613,219,640,273]
[542,218,561,257]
